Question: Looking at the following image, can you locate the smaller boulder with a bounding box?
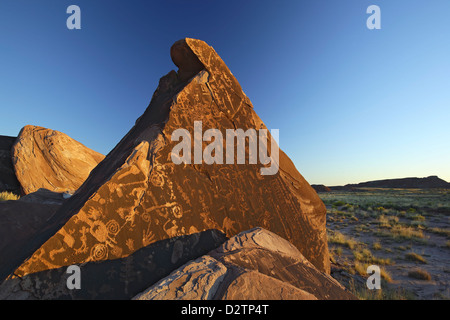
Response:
[133,228,356,300]
[12,125,104,195]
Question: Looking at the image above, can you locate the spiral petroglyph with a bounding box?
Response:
[90,243,108,261]
[106,220,120,235]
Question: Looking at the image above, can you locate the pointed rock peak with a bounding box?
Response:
[170,39,205,82]
[0,39,330,298]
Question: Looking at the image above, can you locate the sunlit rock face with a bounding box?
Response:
[12,125,104,195]
[0,38,330,299]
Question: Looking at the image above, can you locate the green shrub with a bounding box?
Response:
[332,200,347,207]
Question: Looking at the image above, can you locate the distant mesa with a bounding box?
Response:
[328,176,450,190]
[327,185,358,192]
[311,184,331,193]
[11,125,104,195]
[0,38,334,299]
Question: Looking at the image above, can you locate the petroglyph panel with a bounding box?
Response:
[8,38,328,286]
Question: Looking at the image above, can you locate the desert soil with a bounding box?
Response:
[320,188,450,300]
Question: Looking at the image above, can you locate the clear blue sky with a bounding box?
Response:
[1,0,449,186]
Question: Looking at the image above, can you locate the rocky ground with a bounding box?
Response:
[321,188,450,300]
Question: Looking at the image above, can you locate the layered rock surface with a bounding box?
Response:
[134,228,355,300]
[0,38,331,299]
[12,125,104,195]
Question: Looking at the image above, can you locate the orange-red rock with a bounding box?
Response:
[12,125,104,195]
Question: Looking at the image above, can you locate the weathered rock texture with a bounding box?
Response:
[134,228,355,300]
[0,38,329,296]
[12,125,104,195]
[0,135,20,193]
[0,229,226,300]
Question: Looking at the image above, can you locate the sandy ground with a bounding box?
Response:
[321,189,450,300]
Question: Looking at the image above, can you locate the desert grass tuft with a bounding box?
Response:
[328,230,359,250]
[428,227,450,237]
[408,268,431,281]
[0,191,20,201]
[405,252,427,264]
[378,225,425,241]
[353,261,392,282]
[372,241,382,251]
[353,248,392,265]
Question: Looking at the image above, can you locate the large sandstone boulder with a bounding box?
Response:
[0,135,20,193]
[134,228,355,300]
[0,38,329,297]
[12,125,104,195]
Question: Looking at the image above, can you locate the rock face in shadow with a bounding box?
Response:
[18,188,72,206]
[134,228,356,300]
[0,200,61,282]
[0,38,329,294]
[12,125,105,195]
[0,229,226,300]
[0,135,20,193]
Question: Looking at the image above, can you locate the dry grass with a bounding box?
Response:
[328,230,359,250]
[322,188,449,299]
[372,241,382,251]
[405,252,427,264]
[0,191,20,201]
[353,261,393,282]
[428,227,450,237]
[353,248,392,265]
[379,225,425,240]
[377,214,399,228]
